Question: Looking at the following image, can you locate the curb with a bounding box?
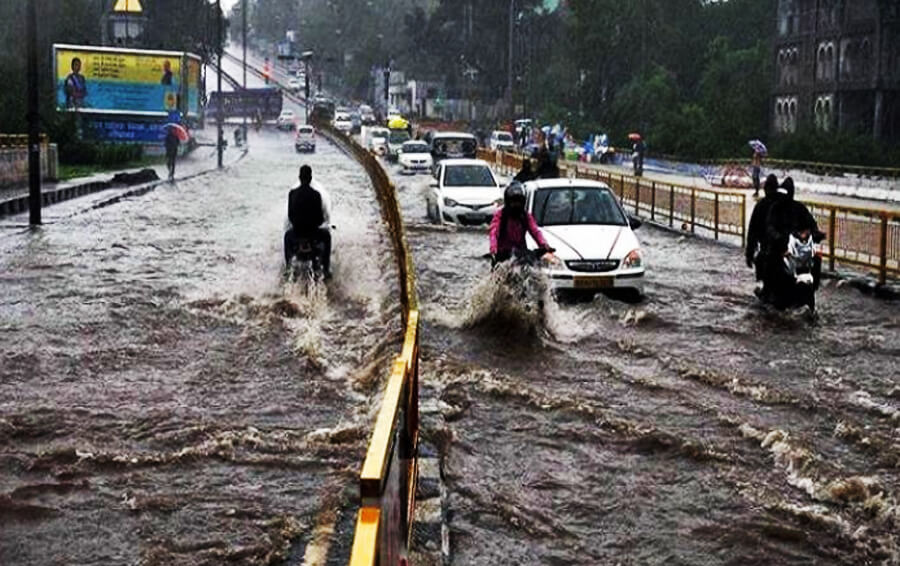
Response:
[0,150,248,219]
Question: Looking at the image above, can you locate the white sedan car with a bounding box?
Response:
[398,141,433,174]
[288,78,302,92]
[524,179,645,299]
[427,159,504,226]
[332,112,353,133]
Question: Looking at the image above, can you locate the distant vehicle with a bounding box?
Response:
[296,69,306,79]
[387,128,411,162]
[430,132,478,162]
[523,178,645,301]
[332,112,353,133]
[295,125,316,153]
[426,158,503,226]
[489,130,516,152]
[368,127,390,155]
[398,141,433,175]
[359,104,376,125]
[350,112,362,134]
[288,78,301,93]
[276,109,296,130]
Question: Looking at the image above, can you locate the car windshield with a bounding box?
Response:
[298,127,313,134]
[444,165,495,187]
[403,143,429,153]
[389,131,411,144]
[533,187,627,226]
[281,112,294,117]
[497,133,513,142]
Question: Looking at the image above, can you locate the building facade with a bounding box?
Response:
[773,0,900,142]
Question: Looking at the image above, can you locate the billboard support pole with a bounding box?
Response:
[26,0,41,226]
[242,0,247,147]
[216,0,224,169]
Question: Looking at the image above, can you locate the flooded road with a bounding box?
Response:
[386,162,900,564]
[0,130,399,565]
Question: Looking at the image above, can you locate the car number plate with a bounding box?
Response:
[573,277,613,289]
[463,213,486,223]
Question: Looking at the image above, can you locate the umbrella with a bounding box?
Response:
[165,123,190,142]
[748,139,767,155]
[628,132,642,141]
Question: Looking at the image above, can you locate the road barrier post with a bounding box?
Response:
[690,189,696,234]
[650,181,656,221]
[634,181,640,215]
[828,208,837,272]
[669,186,675,227]
[879,215,888,285]
[741,194,747,249]
[714,193,720,240]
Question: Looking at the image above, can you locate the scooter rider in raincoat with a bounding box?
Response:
[489,182,553,266]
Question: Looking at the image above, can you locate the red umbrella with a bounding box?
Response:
[628,132,642,141]
[164,123,190,142]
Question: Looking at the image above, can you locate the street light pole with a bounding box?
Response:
[242,0,247,146]
[26,0,41,226]
[216,0,223,169]
[508,0,516,116]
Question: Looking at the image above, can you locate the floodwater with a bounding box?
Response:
[388,163,900,564]
[0,129,400,565]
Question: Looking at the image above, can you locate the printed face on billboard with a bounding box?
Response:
[56,46,182,114]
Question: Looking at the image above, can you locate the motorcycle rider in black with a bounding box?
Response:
[746,174,780,290]
[284,165,332,278]
[762,177,823,304]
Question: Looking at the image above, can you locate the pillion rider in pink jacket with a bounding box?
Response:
[489,182,553,266]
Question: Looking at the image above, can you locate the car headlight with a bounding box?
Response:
[444,197,460,207]
[622,249,643,269]
[541,253,563,268]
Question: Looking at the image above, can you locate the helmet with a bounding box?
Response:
[504,182,526,209]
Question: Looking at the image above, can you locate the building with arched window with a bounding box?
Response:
[773,0,899,141]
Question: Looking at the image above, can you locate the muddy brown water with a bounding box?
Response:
[0,131,400,565]
[389,164,900,565]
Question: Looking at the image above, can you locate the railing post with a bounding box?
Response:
[650,181,656,221]
[879,214,888,285]
[669,186,675,228]
[828,208,837,272]
[714,193,720,240]
[634,180,640,215]
[690,189,696,234]
[741,194,747,249]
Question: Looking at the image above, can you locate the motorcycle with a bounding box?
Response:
[760,230,823,316]
[287,235,329,281]
[491,247,556,311]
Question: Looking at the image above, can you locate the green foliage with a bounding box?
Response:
[59,140,143,167]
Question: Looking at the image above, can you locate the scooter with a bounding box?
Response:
[760,230,822,317]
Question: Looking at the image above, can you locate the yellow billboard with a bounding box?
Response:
[55,44,183,115]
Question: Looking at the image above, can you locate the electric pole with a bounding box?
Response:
[242,0,247,146]
[216,0,223,169]
[508,0,515,115]
[27,0,41,226]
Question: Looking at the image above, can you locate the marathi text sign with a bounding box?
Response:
[55,44,183,115]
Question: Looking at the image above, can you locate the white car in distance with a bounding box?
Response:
[276,109,296,130]
[288,77,302,93]
[490,130,516,151]
[398,141,433,175]
[367,127,390,155]
[427,159,504,226]
[332,112,353,133]
[523,179,645,300]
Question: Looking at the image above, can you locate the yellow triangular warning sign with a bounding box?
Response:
[113,0,143,13]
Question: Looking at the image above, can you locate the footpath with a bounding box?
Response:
[0,139,243,219]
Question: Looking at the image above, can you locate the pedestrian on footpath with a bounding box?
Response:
[751,148,763,198]
[164,126,180,181]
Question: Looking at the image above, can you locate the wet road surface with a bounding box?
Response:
[0,130,399,565]
[385,161,900,564]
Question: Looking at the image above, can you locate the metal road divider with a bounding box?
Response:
[479,148,898,284]
[314,120,421,565]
